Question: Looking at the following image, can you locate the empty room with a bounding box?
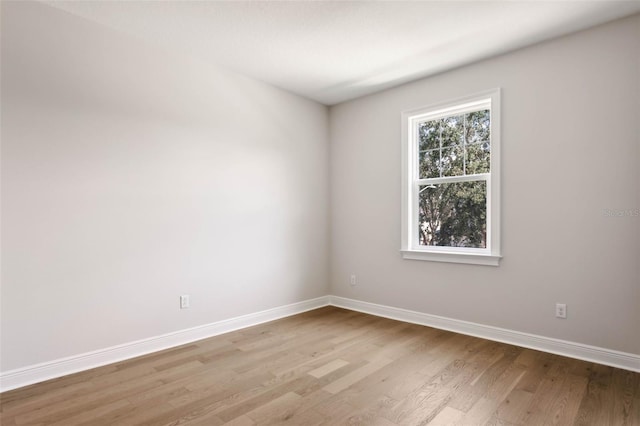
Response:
[1,1,639,425]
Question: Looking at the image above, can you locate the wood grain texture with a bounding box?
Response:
[1,306,639,425]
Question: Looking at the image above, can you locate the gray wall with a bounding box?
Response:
[1,2,330,371]
[329,14,640,355]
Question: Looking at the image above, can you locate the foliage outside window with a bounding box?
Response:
[401,90,501,266]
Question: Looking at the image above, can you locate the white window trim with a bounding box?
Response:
[400,89,502,266]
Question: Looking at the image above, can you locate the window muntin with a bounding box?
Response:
[417,111,489,177]
[401,90,501,265]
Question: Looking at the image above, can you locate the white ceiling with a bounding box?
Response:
[45,1,640,105]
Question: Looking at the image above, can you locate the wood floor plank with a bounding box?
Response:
[380,358,466,425]
[518,365,570,424]
[1,306,638,426]
[611,368,640,425]
[48,399,131,426]
[11,378,161,425]
[462,396,502,425]
[251,388,333,426]
[219,414,254,426]
[546,373,588,425]
[245,391,300,422]
[215,376,315,423]
[428,406,465,425]
[0,381,95,418]
[488,388,534,425]
[308,359,350,379]
[336,394,397,425]
[322,357,394,395]
[73,379,193,426]
[306,399,357,425]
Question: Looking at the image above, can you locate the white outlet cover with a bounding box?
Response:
[180,295,190,309]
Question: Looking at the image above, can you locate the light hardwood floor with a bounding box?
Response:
[1,306,639,425]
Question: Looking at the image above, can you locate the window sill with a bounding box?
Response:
[401,250,501,266]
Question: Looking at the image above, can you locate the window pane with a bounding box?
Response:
[419,149,440,178]
[465,110,490,144]
[466,142,490,174]
[440,146,463,177]
[441,115,464,148]
[418,180,487,248]
[418,119,441,151]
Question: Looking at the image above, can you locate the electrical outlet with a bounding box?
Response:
[555,303,567,319]
[180,295,190,309]
[350,274,357,287]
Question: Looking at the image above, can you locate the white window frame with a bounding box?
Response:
[401,89,501,266]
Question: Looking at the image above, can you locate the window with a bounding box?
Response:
[401,89,501,266]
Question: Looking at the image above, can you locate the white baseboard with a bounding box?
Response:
[3,294,638,393]
[329,295,640,373]
[0,296,330,392]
